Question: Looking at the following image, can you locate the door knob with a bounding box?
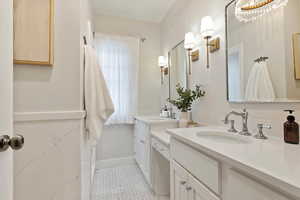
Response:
[0,135,10,152]
[9,135,24,150]
[0,135,24,152]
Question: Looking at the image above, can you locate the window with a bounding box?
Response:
[94,34,140,124]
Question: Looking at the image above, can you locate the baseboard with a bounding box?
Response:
[96,156,135,169]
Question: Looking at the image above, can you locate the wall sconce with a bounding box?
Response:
[158,56,168,84]
[200,16,220,68]
[184,32,196,75]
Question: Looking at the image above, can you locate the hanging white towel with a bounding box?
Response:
[84,45,114,145]
[245,61,275,101]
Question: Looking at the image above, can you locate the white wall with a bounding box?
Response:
[93,15,162,162]
[161,0,300,138]
[13,0,84,200]
[96,125,134,160]
[14,1,81,112]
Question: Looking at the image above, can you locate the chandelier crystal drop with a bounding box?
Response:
[235,0,289,22]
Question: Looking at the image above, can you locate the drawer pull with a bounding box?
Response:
[180,181,187,185]
[186,186,192,191]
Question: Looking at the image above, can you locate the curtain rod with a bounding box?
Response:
[94,32,146,42]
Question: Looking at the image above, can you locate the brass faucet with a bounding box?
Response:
[224,109,251,136]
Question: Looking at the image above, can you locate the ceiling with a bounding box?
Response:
[91,0,177,23]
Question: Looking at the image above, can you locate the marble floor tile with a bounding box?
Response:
[92,163,169,200]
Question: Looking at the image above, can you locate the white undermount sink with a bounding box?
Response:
[196,131,251,144]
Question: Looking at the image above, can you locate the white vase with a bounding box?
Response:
[179,112,190,128]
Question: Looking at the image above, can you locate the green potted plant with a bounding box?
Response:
[168,84,205,127]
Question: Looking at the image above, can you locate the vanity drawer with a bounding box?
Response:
[171,138,221,195]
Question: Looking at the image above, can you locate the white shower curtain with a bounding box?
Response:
[94,34,140,124]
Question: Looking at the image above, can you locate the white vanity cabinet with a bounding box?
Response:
[134,119,151,182]
[171,161,189,200]
[171,160,219,200]
[222,168,291,200]
[134,116,178,187]
[170,138,297,200]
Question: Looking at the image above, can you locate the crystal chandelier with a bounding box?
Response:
[235,0,289,22]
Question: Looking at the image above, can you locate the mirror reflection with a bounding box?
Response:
[226,0,300,102]
[169,41,188,101]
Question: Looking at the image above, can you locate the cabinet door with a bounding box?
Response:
[134,121,146,168]
[188,175,220,200]
[134,120,150,182]
[223,169,292,200]
[139,122,151,182]
[171,161,189,200]
[144,126,151,176]
[134,121,141,165]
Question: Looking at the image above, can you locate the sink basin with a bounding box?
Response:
[196,131,251,144]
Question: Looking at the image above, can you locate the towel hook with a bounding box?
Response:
[254,56,269,63]
[83,36,87,45]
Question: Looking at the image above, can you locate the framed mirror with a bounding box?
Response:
[168,41,188,101]
[226,0,300,103]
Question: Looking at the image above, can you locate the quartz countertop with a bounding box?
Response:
[167,126,300,198]
[151,131,171,147]
[135,115,178,125]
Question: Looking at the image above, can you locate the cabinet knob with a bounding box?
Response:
[180,181,186,185]
[186,186,192,191]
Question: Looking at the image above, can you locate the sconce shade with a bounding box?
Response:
[158,56,167,67]
[184,32,196,50]
[201,16,215,38]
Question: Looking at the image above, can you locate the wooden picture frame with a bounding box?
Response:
[293,33,300,80]
[13,0,54,66]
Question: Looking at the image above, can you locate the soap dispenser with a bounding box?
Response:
[284,110,299,144]
[161,105,169,118]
